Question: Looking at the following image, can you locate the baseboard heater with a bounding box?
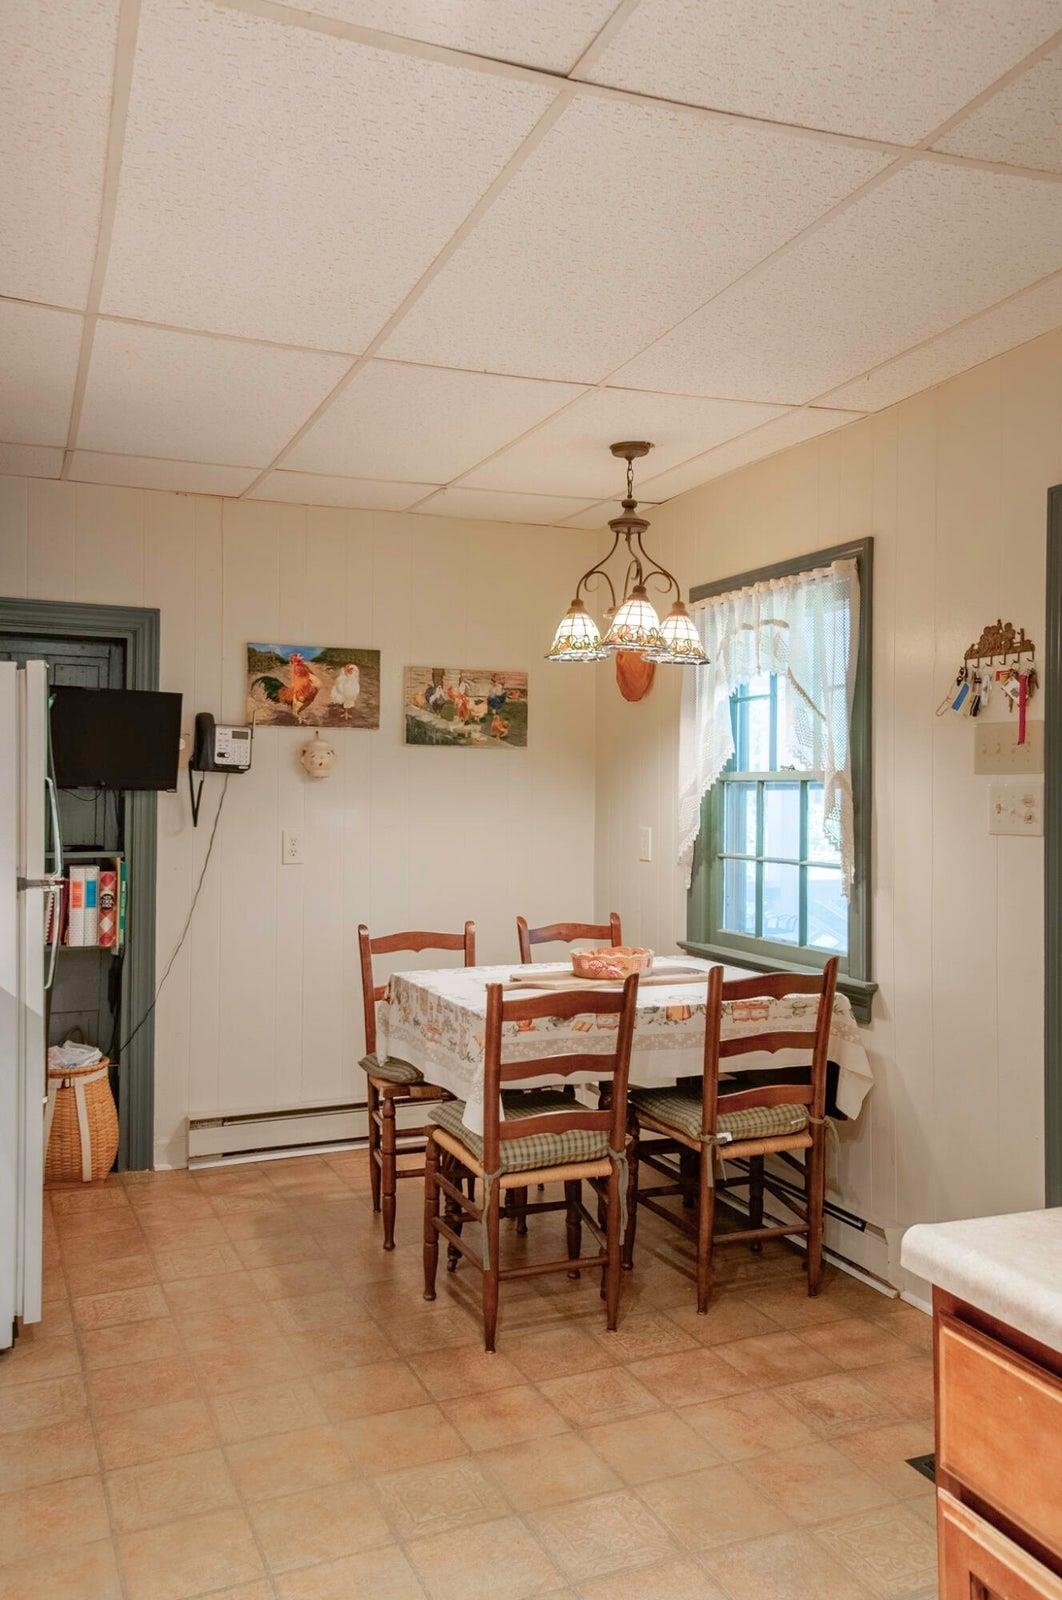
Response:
[187,1098,427,1160]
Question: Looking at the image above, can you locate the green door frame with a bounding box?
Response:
[0,598,160,1171]
[1045,485,1062,1206]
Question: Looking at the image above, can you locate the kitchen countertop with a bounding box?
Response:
[901,1207,1062,1353]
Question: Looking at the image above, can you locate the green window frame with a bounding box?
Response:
[684,539,876,1023]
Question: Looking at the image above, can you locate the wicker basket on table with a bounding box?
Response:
[44,1057,119,1184]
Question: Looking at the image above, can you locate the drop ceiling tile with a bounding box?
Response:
[282,0,620,72]
[415,486,596,524]
[580,0,1062,145]
[464,388,790,497]
[822,272,1062,412]
[77,322,350,465]
[249,471,436,509]
[101,0,557,350]
[0,0,118,307]
[0,301,82,446]
[616,160,1062,404]
[0,442,64,479]
[933,41,1062,173]
[382,93,890,382]
[637,408,862,498]
[285,361,584,481]
[67,452,259,495]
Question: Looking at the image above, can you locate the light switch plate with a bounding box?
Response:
[638,825,653,862]
[974,719,1043,774]
[988,780,1043,836]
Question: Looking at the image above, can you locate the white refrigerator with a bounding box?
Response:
[0,660,62,1350]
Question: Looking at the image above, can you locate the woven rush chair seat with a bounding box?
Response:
[431,1091,610,1176]
[358,1051,424,1087]
[630,1087,810,1146]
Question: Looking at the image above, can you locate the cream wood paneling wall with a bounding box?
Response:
[594,327,1062,1293]
[0,482,595,1167]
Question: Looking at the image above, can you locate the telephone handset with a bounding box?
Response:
[188,712,253,825]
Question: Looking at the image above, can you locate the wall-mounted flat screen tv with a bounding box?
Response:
[51,687,183,790]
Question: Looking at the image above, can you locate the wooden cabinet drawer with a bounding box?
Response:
[938,1314,1062,1562]
[939,1491,1062,1600]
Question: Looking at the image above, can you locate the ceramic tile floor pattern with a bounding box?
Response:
[0,1153,940,1600]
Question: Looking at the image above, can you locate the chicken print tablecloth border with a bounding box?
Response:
[377,958,872,1134]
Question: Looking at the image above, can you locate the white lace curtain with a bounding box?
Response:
[677,557,860,890]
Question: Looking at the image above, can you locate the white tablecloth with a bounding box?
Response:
[377,958,873,1134]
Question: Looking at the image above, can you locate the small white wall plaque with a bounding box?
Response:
[988,780,1043,836]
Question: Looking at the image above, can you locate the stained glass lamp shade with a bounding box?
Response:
[546,598,607,661]
[601,584,664,653]
[644,600,708,664]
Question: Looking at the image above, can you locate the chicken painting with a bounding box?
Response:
[250,651,321,723]
[329,662,361,720]
[403,666,528,748]
[246,644,381,729]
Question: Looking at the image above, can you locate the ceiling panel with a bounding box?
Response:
[381,93,890,382]
[249,471,436,509]
[286,360,585,481]
[580,0,1062,145]
[0,443,64,479]
[67,452,259,495]
[0,0,118,308]
[933,41,1062,173]
[0,302,82,446]
[415,486,597,524]
[464,389,791,497]
[101,0,558,350]
[282,0,621,72]
[616,160,1062,404]
[635,408,862,499]
[78,322,350,465]
[823,272,1062,412]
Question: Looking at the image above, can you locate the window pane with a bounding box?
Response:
[806,783,841,864]
[723,782,757,856]
[762,861,800,945]
[807,867,848,953]
[743,696,771,770]
[763,783,801,860]
[721,857,756,937]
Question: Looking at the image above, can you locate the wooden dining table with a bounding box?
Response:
[377,955,873,1135]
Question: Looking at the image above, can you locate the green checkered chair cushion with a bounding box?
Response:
[631,1086,809,1144]
[430,1091,610,1174]
[358,1052,424,1087]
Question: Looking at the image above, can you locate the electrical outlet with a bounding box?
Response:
[638,825,653,862]
[282,830,304,865]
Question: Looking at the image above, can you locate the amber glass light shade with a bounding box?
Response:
[601,584,663,653]
[546,598,607,661]
[644,600,709,664]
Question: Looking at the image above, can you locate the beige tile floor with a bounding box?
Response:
[0,1154,940,1600]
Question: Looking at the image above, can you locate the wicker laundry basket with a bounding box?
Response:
[44,1057,119,1184]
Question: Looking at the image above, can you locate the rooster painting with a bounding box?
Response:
[246,644,380,729]
[403,666,527,748]
[251,651,321,722]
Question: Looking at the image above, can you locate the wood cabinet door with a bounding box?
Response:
[939,1492,1062,1600]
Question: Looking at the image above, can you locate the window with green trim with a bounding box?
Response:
[715,674,847,959]
[685,539,873,1010]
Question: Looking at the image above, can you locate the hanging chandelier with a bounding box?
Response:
[547,442,708,665]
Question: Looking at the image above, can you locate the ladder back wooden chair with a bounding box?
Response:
[516,912,622,963]
[423,975,639,1352]
[357,922,476,1250]
[625,957,839,1313]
